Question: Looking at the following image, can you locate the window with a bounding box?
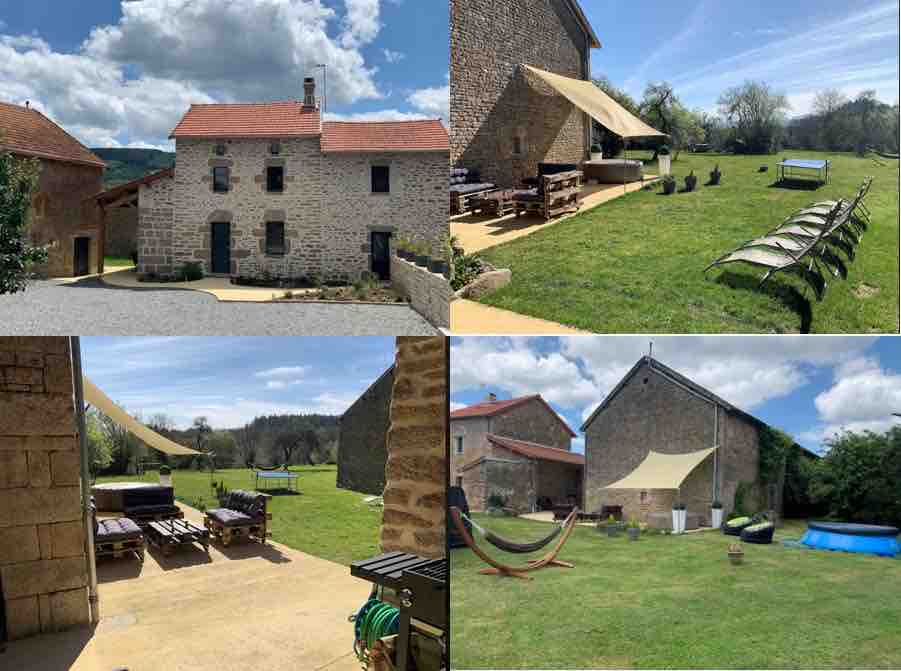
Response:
[269,141,281,155]
[455,436,464,455]
[266,166,284,193]
[371,165,390,193]
[215,142,226,156]
[212,167,230,193]
[266,222,285,256]
[513,135,523,156]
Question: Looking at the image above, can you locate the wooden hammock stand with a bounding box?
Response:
[449,506,578,580]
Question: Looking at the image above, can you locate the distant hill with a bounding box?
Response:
[92,147,175,189]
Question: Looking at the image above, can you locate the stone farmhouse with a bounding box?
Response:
[450,0,600,187]
[336,365,394,496]
[450,393,583,513]
[0,102,105,277]
[135,78,449,282]
[582,356,792,527]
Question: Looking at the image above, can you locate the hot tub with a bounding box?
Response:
[800,521,899,557]
[92,482,171,512]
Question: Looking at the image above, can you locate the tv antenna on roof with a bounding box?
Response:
[316,63,327,113]
[648,341,653,358]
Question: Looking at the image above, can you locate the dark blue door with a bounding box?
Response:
[73,237,90,276]
[371,231,391,280]
[211,222,231,274]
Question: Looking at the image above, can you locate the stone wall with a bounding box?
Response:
[450,0,591,187]
[449,416,490,483]
[583,360,763,522]
[490,399,573,450]
[137,173,175,277]
[0,337,89,641]
[390,255,451,329]
[381,337,447,559]
[336,366,394,496]
[160,136,448,282]
[26,159,104,277]
[104,206,138,259]
[461,457,534,513]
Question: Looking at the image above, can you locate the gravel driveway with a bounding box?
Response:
[0,279,438,335]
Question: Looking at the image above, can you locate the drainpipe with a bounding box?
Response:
[71,337,99,625]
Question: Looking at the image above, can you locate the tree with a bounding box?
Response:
[85,409,114,475]
[639,83,705,159]
[591,77,640,157]
[192,416,212,451]
[0,149,47,294]
[813,89,849,150]
[234,422,261,466]
[718,81,790,153]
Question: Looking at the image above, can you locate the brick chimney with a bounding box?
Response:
[485,392,497,402]
[302,77,316,109]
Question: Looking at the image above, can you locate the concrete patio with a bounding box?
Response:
[3,502,369,671]
[450,177,658,253]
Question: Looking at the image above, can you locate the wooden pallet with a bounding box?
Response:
[127,508,184,527]
[96,536,145,562]
[146,518,210,556]
[204,511,272,546]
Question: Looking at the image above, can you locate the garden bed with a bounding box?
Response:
[273,284,406,304]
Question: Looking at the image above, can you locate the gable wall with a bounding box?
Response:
[490,398,573,450]
[336,368,393,495]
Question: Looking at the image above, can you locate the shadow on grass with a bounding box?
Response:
[769,179,823,191]
[714,271,814,333]
[258,488,302,496]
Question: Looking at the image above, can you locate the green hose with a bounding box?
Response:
[351,597,399,667]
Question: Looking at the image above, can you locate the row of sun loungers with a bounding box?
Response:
[705,177,873,300]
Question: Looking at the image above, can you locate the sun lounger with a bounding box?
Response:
[204,490,272,546]
[809,177,873,224]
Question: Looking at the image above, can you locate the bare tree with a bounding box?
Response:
[234,422,261,466]
[718,81,790,153]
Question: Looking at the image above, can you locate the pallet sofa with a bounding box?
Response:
[449,168,496,215]
[511,170,582,220]
[203,490,272,546]
[91,499,145,562]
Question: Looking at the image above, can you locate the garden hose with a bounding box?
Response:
[350,594,399,668]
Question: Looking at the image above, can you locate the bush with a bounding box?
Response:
[662,175,676,195]
[178,261,204,282]
[709,165,722,185]
[159,465,171,475]
[0,151,47,294]
[657,144,671,156]
[451,251,489,291]
[486,492,506,509]
[684,171,697,192]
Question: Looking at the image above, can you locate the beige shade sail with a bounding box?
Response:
[83,377,201,456]
[523,65,666,139]
[603,446,716,490]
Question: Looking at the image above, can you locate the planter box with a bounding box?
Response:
[590,151,603,161]
[160,473,172,487]
[627,527,640,541]
[711,508,724,529]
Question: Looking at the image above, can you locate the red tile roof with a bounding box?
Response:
[450,394,576,437]
[321,120,449,153]
[0,102,105,168]
[487,434,585,466]
[169,101,321,139]
[95,167,174,205]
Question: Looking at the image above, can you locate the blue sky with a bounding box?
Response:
[450,336,901,455]
[81,336,395,429]
[585,0,899,116]
[0,0,448,149]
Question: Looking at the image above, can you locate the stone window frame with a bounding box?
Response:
[214,141,227,156]
[454,435,464,455]
[266,165,285,193]
[370,164,391,194]
[269,140,281,156]
[212,166,230,193]
[265,221,286,257]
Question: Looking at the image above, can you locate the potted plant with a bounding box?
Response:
[684,170,697,192]
[159,464,172,487]
[711,500,724,529]
[605,514,620,538]
[486,492,506,516]
[429,238,449,276]
[709,164,722,185]
[627,518,641,541]
[590,143,603,161]
[657,144,672,176]
[727,542,744,566]
[394,236,408,260]
[413,240,430,268]
[662,174,676,195]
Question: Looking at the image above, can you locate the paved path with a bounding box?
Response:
[4,503,368,671]
[451,177,657,253]
[451,298,589,334]
[0,279,437,335]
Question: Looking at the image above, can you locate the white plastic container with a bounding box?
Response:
[658,154,672,176]
[711,508,724,529]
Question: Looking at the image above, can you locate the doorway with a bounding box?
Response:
[210,222,231,275]
[370,231,391,280]
[73,237,90,276]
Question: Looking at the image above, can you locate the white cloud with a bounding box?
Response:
[450,401,467,412]
[324,109,434,122]
[383,48,405,64]
[341,0,382,48]
[407,84,448,121]
[255,366,311,379]
[800,357,901,444]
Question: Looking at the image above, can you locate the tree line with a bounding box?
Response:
[86,409,340,476]
[592,78,899,157]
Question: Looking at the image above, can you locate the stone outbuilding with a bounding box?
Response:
[450,394,583,513]
[135,78,449,283]
[336,365,394,496]
[582,356,789,527]
[450,0,600,187]
[0,102,106,277]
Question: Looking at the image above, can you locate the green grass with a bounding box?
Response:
[104,256,134,268]
[96,466,382,566]
[451,515,901,669]
[478,151,899,333]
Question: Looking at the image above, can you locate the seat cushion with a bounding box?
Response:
[511,189,541,202]
[96,517,142,542]
[450,182,495,194]
[206,508,256,527]
[226,490,266,516]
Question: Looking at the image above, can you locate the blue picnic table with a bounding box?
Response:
[254,470,299,492]
[778,158,830,184]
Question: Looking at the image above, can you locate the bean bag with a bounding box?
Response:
[723,516,753,536]
[740,522,775,544]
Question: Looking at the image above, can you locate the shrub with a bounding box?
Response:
[159,465,171,475]
[178,261,204,282]
[590,143,602,154]
[657,144,671,156]
[712,500,723,509]
[0,151,47,294]
[486,492,506,509]
[451,251,489,291]
[709,164,722,185]
[662,175,676,195]
[684,170,698,192]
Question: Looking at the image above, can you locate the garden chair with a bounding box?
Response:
[740,521,776,544]
[91,498,145,562]
[705,208,834,300]
[449,168,496,215]
[204,489,272,546]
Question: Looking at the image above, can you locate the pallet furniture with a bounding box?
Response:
[92,502,145,563]
[204,490,271,546]
[254,470,299,492]
[145,518,210,556]
[512,170,582,220]
[351,552,447,671]
[449,167,496,215]
[470,190,517,217]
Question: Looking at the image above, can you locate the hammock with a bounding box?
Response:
[459,510,562,554]
[449,506,579,580]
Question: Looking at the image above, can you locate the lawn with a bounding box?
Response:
[451,515,901,669]
[95,466,382,566]
[478,151,899,333]
[103,255,134,269]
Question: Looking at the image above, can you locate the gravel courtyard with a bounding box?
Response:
[0,279,438,335]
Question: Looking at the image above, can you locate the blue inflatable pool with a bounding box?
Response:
[801,521,899,557]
